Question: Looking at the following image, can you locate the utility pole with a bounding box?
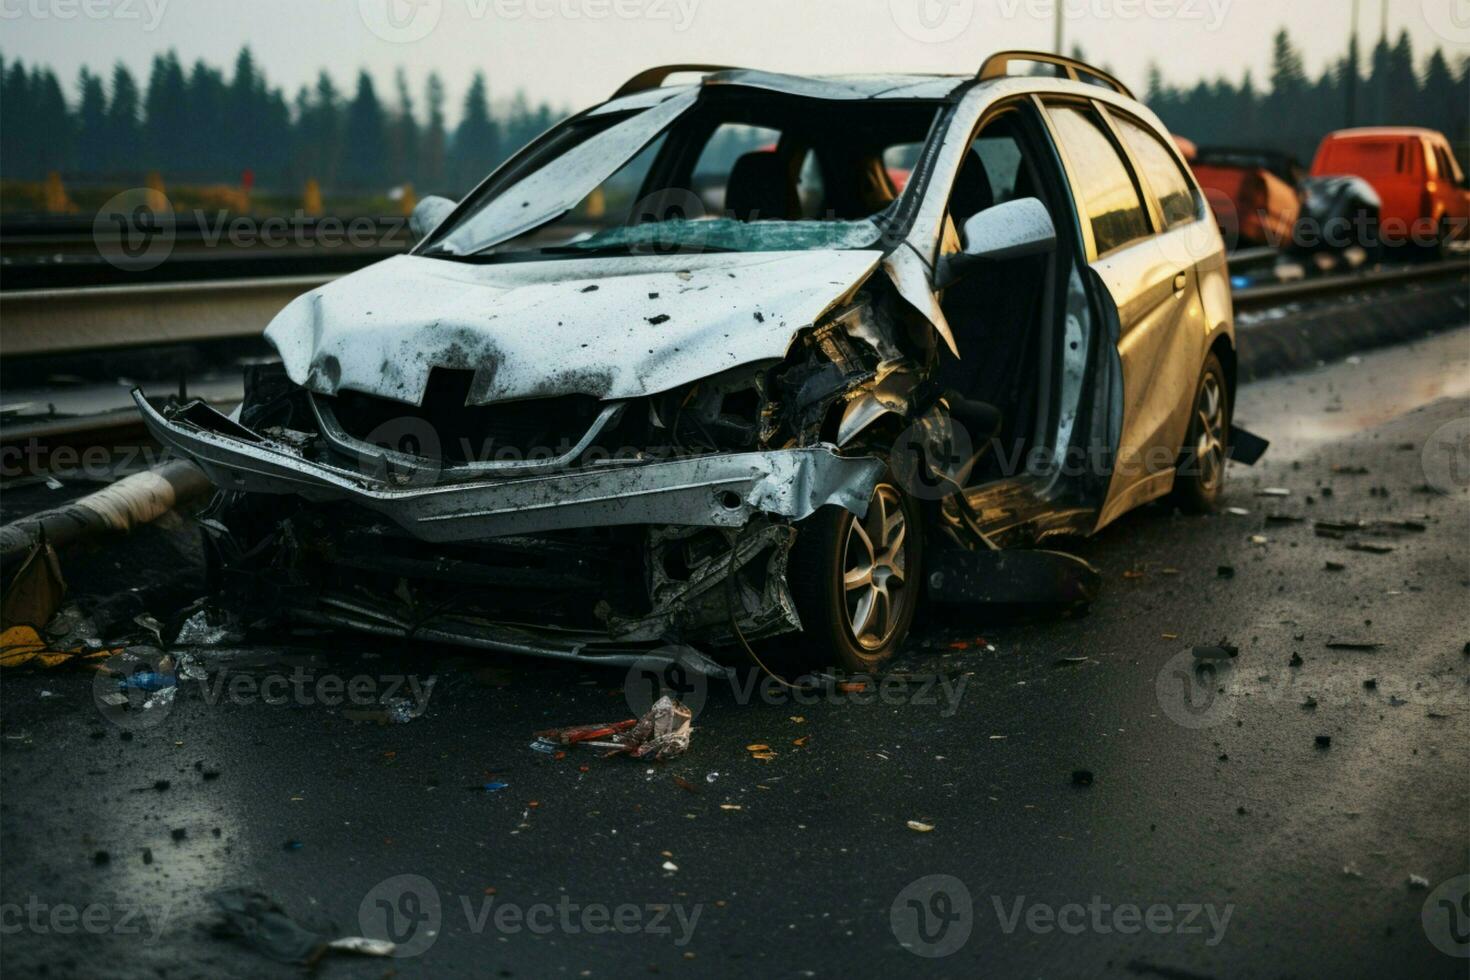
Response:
[1377,0,1388,121]
[1054,3,1064,56]
[1345,0,1359,126]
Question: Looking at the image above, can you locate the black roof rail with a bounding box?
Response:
[611,64,740,100]
[978,50,1135,100]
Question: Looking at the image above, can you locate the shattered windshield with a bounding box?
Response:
[425,88,942,260]
[556,217,884,253]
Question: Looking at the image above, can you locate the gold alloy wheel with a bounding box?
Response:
[842,484,910,651]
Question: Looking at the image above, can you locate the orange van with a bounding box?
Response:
[1310,127,1469,255]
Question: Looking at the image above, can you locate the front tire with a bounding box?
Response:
[1171,353,1231,513]
[786,480,923,674]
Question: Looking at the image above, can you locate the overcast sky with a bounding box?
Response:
[4,0,1467,122]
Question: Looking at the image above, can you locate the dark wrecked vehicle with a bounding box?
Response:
[137,52,1265,676]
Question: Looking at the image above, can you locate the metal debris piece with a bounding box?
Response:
[175,609,246,647]
[536,695,692,761]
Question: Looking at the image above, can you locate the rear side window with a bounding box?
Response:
[1435,145,1464,184]
[1047,104,1151,255]
[1113,114,1198,230]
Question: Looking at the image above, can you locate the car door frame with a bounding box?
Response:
[1033,94,1212,530]
[914,92,1128,517]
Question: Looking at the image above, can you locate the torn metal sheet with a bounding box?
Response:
[438,88,698,255]
[137,391,885,540]
[611,522,800,644]
[881,242,959,357]
[295,594,733,679]
[264,250,882,406]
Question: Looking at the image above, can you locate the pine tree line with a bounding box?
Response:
[2,32,1466,199]
[1144,29,1468,165]
[0,47,561,197]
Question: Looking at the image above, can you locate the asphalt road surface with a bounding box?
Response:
[3,328,1468,979]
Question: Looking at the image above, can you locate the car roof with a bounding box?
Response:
[591,67,1145,118]
[1322,127,1442,141]
[591,70,972,115]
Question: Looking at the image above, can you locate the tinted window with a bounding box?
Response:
[1434,145,1463,184]
[1048,105,1151,254]
[1114,114,1198,230]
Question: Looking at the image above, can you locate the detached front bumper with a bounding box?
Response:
[133,390,885,541]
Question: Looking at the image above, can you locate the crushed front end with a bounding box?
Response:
[132,286,932,670]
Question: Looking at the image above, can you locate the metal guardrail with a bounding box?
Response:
[0,258,1465,358]
[1231,259,1468,311]
[0,275,332,355]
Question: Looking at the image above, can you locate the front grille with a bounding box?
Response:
[324,368,605,466]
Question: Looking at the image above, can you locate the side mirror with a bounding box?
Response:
[938,197,1057,288]
[410,195,457,238]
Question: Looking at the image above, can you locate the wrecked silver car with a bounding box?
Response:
[137,52,1265,674]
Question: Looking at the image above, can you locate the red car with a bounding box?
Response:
[1188,147,1303,249]
[1310,127,1470,255]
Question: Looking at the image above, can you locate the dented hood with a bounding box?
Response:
[266,251,882,405]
